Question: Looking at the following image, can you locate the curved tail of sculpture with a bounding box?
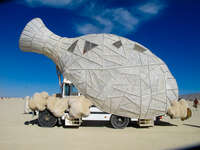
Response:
[19,18,62,64]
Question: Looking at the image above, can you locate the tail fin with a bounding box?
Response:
[19,18,53,54]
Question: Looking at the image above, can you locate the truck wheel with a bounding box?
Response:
[110,115,130,129]
[38,109,57,127]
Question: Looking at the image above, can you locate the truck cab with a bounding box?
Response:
[62,79,80,97]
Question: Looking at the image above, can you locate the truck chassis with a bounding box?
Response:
[38,106,161,129]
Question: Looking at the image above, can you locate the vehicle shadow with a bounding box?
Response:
[24,119,38,126]
[81,121,112,128]
[183,124,200,128]
[174,144,200,150]
[154,120,178,126]
[81,121,153,128]
[24,119,178,128]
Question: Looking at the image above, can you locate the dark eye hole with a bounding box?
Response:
[113,40,122,48]
[67,40,78,53]
[134,43,146,52]
[83,41,98,54]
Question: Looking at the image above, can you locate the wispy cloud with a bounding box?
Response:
[80,8,139,34]
[21,0,166,35]
[138,1,165,15]
[22,0,84,8]
[107,8,139,32]
[76,24,100,34]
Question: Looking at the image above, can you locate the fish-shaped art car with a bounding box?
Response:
[19,18,178,119]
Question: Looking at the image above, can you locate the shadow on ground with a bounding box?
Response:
[24,119,38,126]
[24,118,178,128]
[174,144,200,150]
[81,121,177,128]
[81,121,146,128]
[81,121,112,128]
[183,124,200,128]
[154,120,178,126]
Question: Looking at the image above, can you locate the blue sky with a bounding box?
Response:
[0,0,199,97]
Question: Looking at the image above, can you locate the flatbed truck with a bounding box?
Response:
[37,79,163,129]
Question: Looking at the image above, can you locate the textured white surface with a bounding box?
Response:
[19,18,178,118]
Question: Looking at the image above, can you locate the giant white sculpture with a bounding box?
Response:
[19,18,178,119]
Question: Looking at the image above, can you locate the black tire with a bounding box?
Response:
[38,109,57,127]
[110,115,130,129]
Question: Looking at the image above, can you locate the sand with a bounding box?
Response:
[0,99,200,150]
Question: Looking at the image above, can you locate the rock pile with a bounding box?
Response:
[26,92,92,118]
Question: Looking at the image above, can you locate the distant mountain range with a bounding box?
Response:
[179,93,200,101]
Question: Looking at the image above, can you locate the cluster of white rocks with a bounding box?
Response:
[25,92,92,118]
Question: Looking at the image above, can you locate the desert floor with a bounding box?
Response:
[0,99,200,150]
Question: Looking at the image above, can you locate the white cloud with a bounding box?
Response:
[21,0,166,35]
[138,2,165,15]
[111,8,139,31]
[23,0,84,8]
[94,16,113,33]
[75,8,139,34]
[76,1,165,35]
[76,24,100,34]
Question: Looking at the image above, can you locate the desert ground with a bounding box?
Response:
[0,99,199,150]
